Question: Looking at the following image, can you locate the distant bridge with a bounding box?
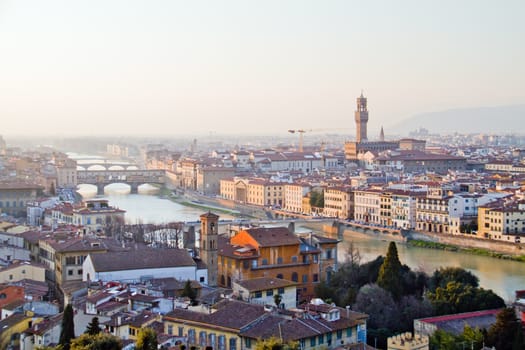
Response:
[76,161,139,171]
[77,169,166,194]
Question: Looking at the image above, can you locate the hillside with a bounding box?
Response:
[389,105,525,135]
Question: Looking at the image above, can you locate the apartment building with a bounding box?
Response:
[284,183,311,213]
[415,185,452,234]
[218,227,322,301]
[477,200,525,243]
[323,186,353,220]
[353,188,382,224]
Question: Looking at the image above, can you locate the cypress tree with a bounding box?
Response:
[85,316,101,335]
[181,279,197,305]
[60,304,75,350]
[377,242,403,300]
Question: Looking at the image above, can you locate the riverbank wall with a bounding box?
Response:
[405,230,525,256]
[305,220,525,257]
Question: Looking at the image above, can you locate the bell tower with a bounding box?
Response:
[200,212,219,287]
[355,92,369,143]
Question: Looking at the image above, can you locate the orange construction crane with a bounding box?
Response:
[288,129,306,152]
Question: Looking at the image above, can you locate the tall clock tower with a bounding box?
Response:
[355,92,369,143]
[200,212,219,287]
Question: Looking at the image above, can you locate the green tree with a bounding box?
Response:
[254,336,299,350]
[428,267,479,292]
[353,284,398,330]
[60,304,75,350]
[136,328,158,350]
[181,279,197,305]
[309,190,324,209]
[273,293,282,308]
[84,317,101,336]
[430,325,485,350]
[427,282,504,316]
[377,242,403,300]
[71,332,122,350]
[487,307,522,350]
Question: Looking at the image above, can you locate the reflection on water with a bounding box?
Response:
[77,184,234,225]
[336,230,525,302]
[76,182,524,302]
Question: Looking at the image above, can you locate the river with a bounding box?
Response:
[335,230,525,303]
[76,184,524,303]
[77,184,235,224]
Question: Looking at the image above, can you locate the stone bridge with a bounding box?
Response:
[76,161,139,171]
[77,169,166,194]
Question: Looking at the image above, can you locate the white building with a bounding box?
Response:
[232,277,297,309]
[354,188,382,224]
[83,248,206,284]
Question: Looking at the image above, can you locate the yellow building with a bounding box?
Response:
[218,227,321,301]
[323,187,353,219]
[220,178,284,207]
[103,311,160,341]
[38,236,107,289]
[477,200,525,242]
[0,313,43,350]
[0,261,46,284]
[163,299,260,350]
[388,332,429,350]
[284,183,311,214]
[164,298,369,350]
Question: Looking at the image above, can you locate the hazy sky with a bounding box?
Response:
[1,0,524,137]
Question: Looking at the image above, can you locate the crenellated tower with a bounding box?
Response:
[355,93,369,143]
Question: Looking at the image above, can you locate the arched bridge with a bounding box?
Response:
[77,169,166,194]
[76,162,139,171]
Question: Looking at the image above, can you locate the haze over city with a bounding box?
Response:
[1,0,524,137]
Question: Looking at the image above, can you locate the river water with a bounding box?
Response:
[76,184,525,303]
[335,230,525,303]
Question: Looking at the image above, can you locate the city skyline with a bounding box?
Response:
[1,0,524,136]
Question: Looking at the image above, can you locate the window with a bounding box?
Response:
[167,325,173,335]
[337,330,342,339]
[277,257,283,264]
[66,257,76,265]
[266,289,274,297]
[291,256,298,263]
[291,272,298,282]
[278,287,284,294]
[200,276,205,283]
[346,328,352,337]
[276,274,283,279]
[252,260,258,268]
[318,335,324,344]
[199,331,207,347]
[218,336,226,350]
[9,275,13,280]
[262,259,268,266]
[78,269,83,275]
[188,329,196,344]
[229,338,237,350]
[310,337,316,347]
[245,338,251,349]
[68,270,73,276]
[254,291,262,298]
[313,274,319,282]
[302,275,308,283]
[178,327,184,337]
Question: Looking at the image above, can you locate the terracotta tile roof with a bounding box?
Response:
[89,248,195,272]
[244,227,300,247]
[164,299,265,331]
[235,277,296,292]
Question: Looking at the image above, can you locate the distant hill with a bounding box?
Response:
[389,105,525,135]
